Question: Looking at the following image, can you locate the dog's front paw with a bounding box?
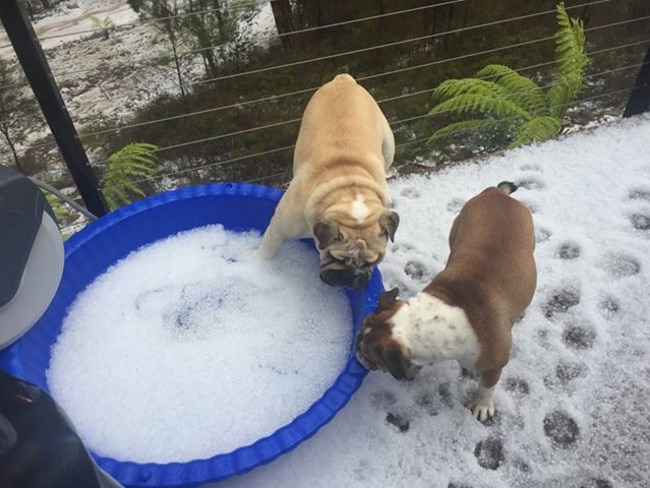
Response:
[467,399,495,422]
[467,385,496,421]
[253,248,267,260]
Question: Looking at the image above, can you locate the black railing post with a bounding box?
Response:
[0,0,108,217]
[623,42,650,118]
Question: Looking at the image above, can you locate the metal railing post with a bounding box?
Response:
[0,0,108,217]
[623,42,650,118]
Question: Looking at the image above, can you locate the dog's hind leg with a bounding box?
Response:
[467,369,502,421]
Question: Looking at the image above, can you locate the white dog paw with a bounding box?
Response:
[467,399,495,422]
[467,383,496,421]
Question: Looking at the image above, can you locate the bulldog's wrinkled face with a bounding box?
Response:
[314,210,399,289]
[355,288,422,380]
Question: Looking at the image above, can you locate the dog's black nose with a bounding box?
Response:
[320,268,370,289]
[349,274,370,289]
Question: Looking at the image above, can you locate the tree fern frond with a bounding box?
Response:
[103,142,160,210]
[428,93,531,120]
[128,142,159,153]
[554,3,589,86]
[547,72,584,119]
[425,2,590,153]
[121,159,158,173]
[508,116,562,148]
[104,186,130,210]
[476,64,547,114]
[433,78,508,101]
[426,119,500,146]
[121,181,147,197]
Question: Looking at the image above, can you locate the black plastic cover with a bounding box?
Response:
[0,165,46,307]
[0,371,123,488]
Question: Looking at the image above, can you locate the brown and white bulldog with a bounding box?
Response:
[356,182,537,420]
[256,73,399,289]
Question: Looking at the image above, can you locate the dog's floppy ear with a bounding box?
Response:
[379,210,400,242]
[379,343,411,380]
[313,219,340,250]
[375,287,399,313]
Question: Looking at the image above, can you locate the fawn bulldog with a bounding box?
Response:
[356,182,537,421]
[256,73,399,289]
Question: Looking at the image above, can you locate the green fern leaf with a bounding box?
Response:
[476,65,547,115]
[426,119,500,146]
[425,2,590,153]
[551,2,589,119]
[103,142,160,210]
[428,93,531,120]
[122,181,147,197]
[433,78,508,101]
[547,73,582,119]
[508,116,562,148]
[105,186,130,210]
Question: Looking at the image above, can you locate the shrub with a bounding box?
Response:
[426,2,589,151]
[103,142,160,209]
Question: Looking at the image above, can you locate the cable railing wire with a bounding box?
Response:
[80,85,318,138]
[1,0,270,48]
[175,0,471,60]
[88,76,640,192]
[38,0,471,82]
[277,0,471,37]
[244,170,291,185]
[38,0,612,87]
[359,15,650,83]
[80,56,648,168]
[179,0,615,83]
[17,35,648,156]
[91,117,302,168]
[19,11,649,102]
[2,0,462,52]
[99,80,644,192]
[2,0,609,51]
[0,0,635,92]
[8,0,635,97]
[183,1,605,88]
[76,25,650,140]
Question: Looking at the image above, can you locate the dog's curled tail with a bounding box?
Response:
[497,181,518,195]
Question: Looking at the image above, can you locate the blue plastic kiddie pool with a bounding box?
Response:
[0,183,381,487]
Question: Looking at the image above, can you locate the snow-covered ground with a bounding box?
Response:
[197,114,649,488]
[1,0,192,130]
[0,0,137,51]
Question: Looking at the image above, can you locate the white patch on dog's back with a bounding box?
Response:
[350,194,370,224]
[390,293,481,369]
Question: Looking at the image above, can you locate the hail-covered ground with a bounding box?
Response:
[204,114,649,488]
[43,114,650,488]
